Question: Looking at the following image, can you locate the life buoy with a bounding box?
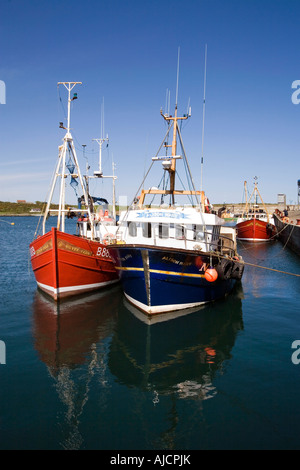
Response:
[282,217,289,223]
[103,233,114,245]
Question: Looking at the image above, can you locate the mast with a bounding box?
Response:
[93,99,109,177]
[254,178,270,222]
[92,135,109,177]
[42,82,95,238]
[243,180,248,217]
[243,177,269,222]
[91,101,117,222]
[161,104,188,205]
[137,50,203,209]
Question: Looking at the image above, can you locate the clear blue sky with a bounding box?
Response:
[1,0,300,206]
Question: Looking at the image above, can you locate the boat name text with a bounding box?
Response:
[162,256,192,267]
[96,246,111,258]
[136,211,189,220]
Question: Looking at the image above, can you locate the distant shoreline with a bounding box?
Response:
[0,203,285,218]
[0,213,43,217]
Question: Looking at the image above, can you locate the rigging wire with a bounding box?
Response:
[114,124,171,234]
[57,85,67,123]
[177,124,200,207]
[148,172,166,207]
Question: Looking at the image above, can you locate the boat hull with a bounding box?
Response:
[108,244,243,315]
[236,218,276,242]
[30,227,119,300]
[274,213,300,256]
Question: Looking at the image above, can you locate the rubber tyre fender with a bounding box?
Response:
[231,261,244,280]
[215,258,234,280]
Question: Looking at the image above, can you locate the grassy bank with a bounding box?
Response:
[0,201,54,216]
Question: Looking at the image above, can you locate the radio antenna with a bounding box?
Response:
[175,47,180,108]
[200,44,207,192]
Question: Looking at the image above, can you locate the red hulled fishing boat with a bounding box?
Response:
[29,82,119,300]
[235,179,276,242]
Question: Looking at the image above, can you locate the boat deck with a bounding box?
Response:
[280,210,300,224]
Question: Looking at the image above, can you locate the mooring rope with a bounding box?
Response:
[242,260,300,277]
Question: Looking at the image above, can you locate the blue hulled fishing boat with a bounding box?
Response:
[108,89,244,315]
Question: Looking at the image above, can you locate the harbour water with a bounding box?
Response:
[1,216,300,450]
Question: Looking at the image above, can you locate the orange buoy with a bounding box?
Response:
[204,266,218,282]
[205,347,216,357]
[205,347,216,363]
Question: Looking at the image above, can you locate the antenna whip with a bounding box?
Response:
[200,44,207,193]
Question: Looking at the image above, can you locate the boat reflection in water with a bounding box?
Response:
[32,286,122,449]
[32,286,121,372]
[108,282,244,404]
[32,282,244,449]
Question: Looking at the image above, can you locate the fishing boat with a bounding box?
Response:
[108,93,244,315]
[29,82,119,300]
[235,178,276,242]
[273,209,300,256]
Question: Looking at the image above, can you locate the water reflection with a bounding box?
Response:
[109,282,244,401]
[238,240,300,299]
[32,283,244,449]
[32,286,122,449]
[32,286,121,373]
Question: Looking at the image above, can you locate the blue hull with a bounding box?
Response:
[109,245,241,314]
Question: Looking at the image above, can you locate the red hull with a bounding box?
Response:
[29,227,119,300]
[236,218,276,242]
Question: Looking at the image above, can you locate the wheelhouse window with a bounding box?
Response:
[142,222,152,238]
[128,221,137,237]
[212,225,220,238]
[158,223,169,239]
[193,224,205,241]
[175,224,185,239]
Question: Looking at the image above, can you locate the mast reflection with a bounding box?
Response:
[32,286,122,449]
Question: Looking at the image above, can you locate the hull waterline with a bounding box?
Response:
[109,244,243,315]
[236,218,276,242]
